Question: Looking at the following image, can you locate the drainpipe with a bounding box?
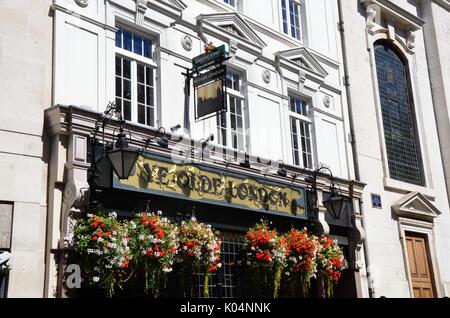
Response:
[275,53,288,161]
[337,0,374,298]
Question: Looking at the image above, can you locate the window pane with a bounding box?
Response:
[134,34,143,55]
[229,97,235,113]
[123,59,131,79]
[123,100,131,120]
[123,30,132,51]
[137,64,145,84]
[138,105,145,124]
[144,39,151,58]
[146,87,154,106]
[138,84,145,104]
[115,56,121,75]
[237,116,243,130]
[236,100,242,115]
[115,29,122,48]
[147,107,154,127]
[123,79,131,100]
[230,114,236,130]
[115,77,122,97]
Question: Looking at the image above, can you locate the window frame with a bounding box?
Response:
[373,41,425,187]
[216,69,247,152]
[288,95,314,169]
[280,0,303,42]
[115,26,158,128]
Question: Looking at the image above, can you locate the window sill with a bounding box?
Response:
[383,177,435,200]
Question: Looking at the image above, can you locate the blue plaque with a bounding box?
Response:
[371,194,382,209]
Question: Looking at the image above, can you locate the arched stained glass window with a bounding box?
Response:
[374,42,424,186]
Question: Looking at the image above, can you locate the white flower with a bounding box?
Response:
[139,235,145,241]
[285,272,290,276]
[183,246,188,250]
[217,263,222,268]
[155,252,160,257]
[93,277,100,283]
[108,211,118,219]
[269,238,275,243]
[87,213,93,218]
[251,246,256,251]
[246,261,251,265]
[162,267,172,273]
[191,216,197,221]
[97,237,104,243]
[157,210,162,215]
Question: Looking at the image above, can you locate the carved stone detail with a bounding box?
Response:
[75,0,89,8]
[323,95,332,108]
[262,69,271,84]
[59,180,89,246]
[135,0,148,25]
[181,35,193,51]
[407,30,416,50]
[366,5,377,29]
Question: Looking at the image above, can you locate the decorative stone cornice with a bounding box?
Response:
[360,0,425,31]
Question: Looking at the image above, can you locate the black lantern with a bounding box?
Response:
[322,186,349,220]
[107,124,139,179]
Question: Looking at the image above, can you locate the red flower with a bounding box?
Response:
[92,235,98,241]
[156,229,165,238]
[146,250,153,257]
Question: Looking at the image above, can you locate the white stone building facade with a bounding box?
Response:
[0,0,448,298]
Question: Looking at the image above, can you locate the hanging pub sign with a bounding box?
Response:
[192,44,227,71]
[113,153,307,219]
[193,65,227,120]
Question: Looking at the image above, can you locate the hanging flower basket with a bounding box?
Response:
[177,216,222,298]
[284,228,318,296]
[316,236,347,297]
[240,220,287,298]
[72,211,132,298]
[128,211,179,296]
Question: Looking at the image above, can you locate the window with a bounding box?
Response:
[216,70,246,151]
[115,27,156,127]
[281,0,302,40]
[221,0,237,8]
[289,96,313,168]
[374,42,424,186]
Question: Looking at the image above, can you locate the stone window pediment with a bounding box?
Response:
[392,192,441,223]
[199,13,267,48]
[276,47,328,78]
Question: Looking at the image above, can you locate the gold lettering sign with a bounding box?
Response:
[116,155,305,217]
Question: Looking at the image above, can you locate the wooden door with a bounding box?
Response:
[405,234,435,298]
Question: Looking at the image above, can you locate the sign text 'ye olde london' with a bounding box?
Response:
[115,156,306,217]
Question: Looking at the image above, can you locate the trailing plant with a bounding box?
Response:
[128,211,179,296]
[316,235,347,297]
[240,220,287,298]
[72,211,131,298]
[284,228,318,296]
[177,216,222,298]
